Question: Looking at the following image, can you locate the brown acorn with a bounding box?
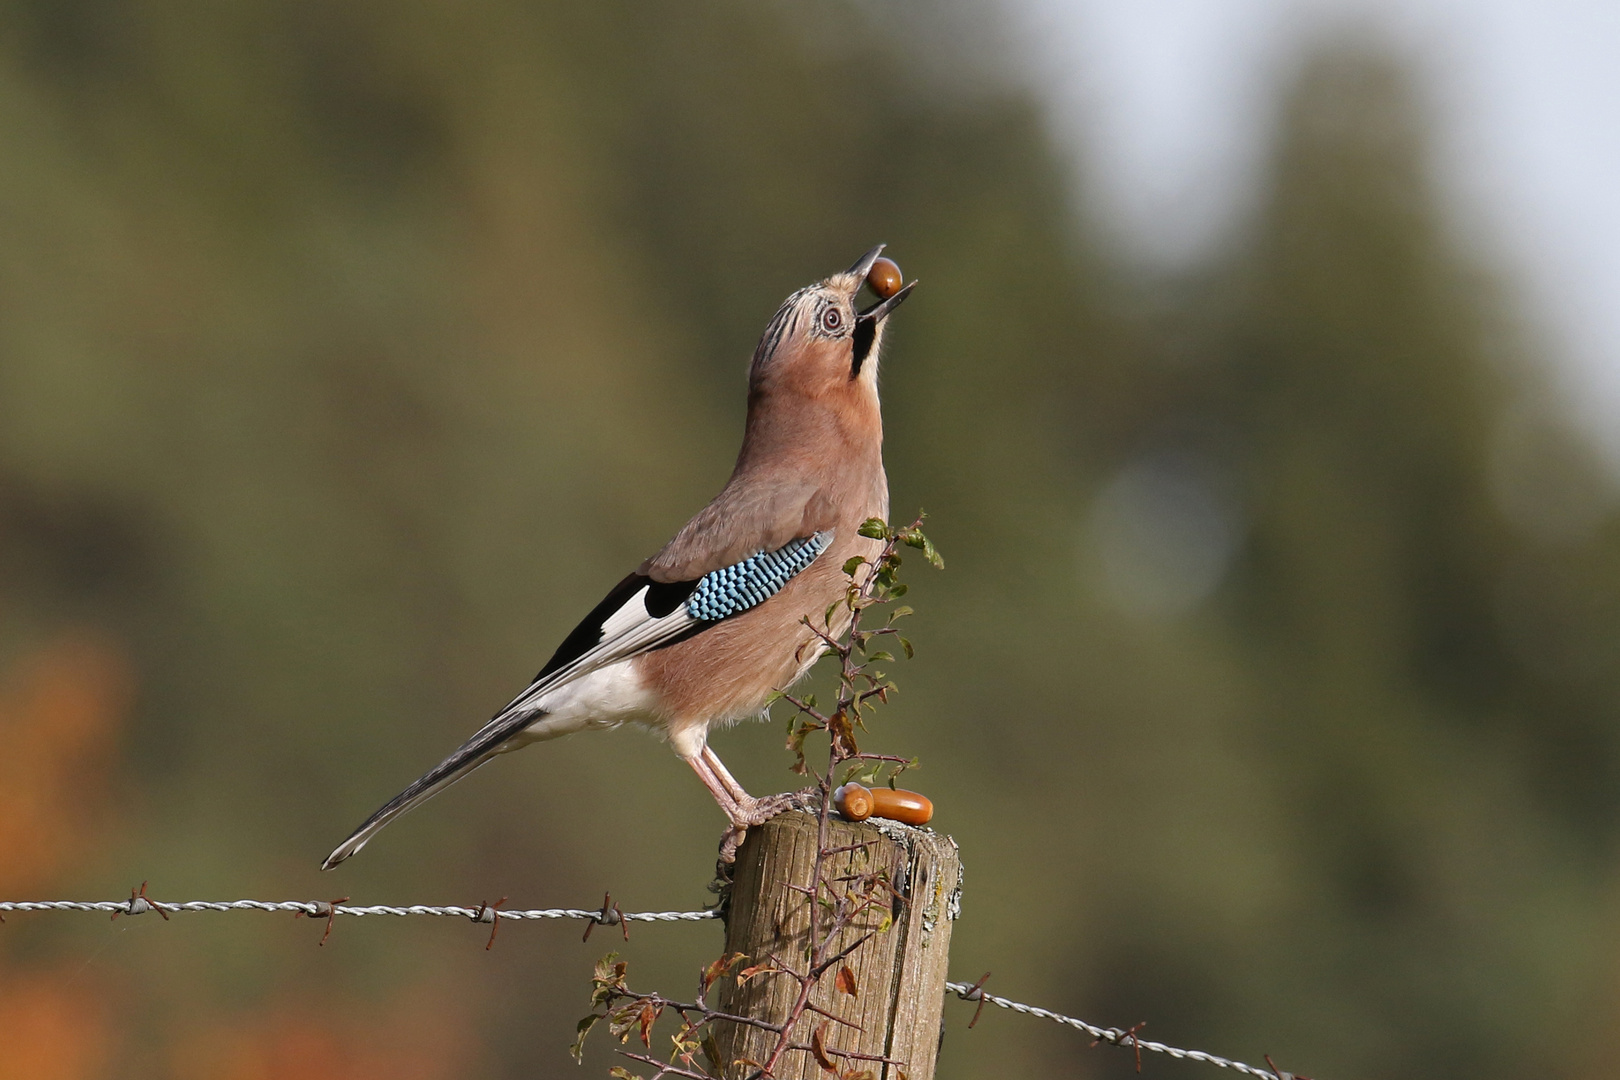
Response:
[865,256,904,300]
[833,782,933,826]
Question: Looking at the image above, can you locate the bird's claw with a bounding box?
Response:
[717,788,820,863]
[719,824,748,865]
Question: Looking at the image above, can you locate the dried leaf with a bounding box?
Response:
[835,965,858,998]
[637,1003,659,1047]
[702,952,746,994]
[736,959,779,985]
[608,1069,643,1080]
[810,1021,839,1073]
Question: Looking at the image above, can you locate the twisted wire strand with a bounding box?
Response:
[0,898,719,923]
[945,981,1300,1080]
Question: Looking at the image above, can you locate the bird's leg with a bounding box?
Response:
[688,747,817,863]
[699,745,751,804]
[686,752,753,863]
[687,751,746,819]
[702,745,818,823]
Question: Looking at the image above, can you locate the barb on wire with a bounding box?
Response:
[111,881,167,922]
[293,896,349,946]
[0,895,721,927]
[582,892,628,944]
[474,896,508,950]
[945,981,1314,1080]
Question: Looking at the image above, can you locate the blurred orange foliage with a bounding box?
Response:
[0,634,134,896]
[170,997,468,1080]
[0,633,470,1080]
[0,632,132,1080]
[0,972,110,1080]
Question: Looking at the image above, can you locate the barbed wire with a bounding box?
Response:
[945,980,1308,1080]
[0,892,717,927]
[2,893,1310,1079]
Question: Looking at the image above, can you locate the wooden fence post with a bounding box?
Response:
[711,810,962,1080]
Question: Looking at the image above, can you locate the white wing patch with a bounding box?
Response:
[485,593,696,734]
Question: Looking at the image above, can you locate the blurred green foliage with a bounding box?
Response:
[2,2,1619,1079]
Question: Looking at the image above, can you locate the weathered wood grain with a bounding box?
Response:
[711,810,961,1079]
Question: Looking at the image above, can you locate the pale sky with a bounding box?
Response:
[1006,0,1620,461]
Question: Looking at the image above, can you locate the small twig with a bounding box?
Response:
[811,931,877,978]
[616,1051,716,1080]
[802,1001,865,1031]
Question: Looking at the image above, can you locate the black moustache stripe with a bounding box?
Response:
[850,316,877,377]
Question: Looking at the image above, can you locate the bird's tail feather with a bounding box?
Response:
[320,716,533,870]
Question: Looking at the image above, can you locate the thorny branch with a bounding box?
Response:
[573,516,942,1080]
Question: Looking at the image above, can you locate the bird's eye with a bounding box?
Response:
[820,306,844,334]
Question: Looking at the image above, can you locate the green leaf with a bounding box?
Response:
[701,1031,723,1069]
[842,555,866,575]
[898,636,914,659]
[887,605,914,622]
[593,952,623,982]
[858,518,892,540]
[571,1013,602,1062]
[867,650,893,662]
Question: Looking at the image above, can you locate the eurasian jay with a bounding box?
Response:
[322,247,913,869]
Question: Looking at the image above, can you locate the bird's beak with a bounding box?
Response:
[857,280,916,326]
[847,244,887,280]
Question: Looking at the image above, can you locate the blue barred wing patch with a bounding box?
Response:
[686,532,833,622]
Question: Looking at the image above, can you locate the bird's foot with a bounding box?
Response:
[735,787,820,825]
[717,788,820,864]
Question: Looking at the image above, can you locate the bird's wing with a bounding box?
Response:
[321,530,835,869]
[641,475,838,582]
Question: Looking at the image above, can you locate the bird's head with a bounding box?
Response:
[747,245,915,403]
